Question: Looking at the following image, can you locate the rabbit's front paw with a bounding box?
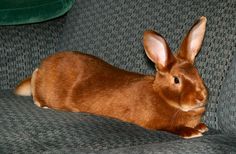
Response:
[173,127,203,139]
[195,123,208,133]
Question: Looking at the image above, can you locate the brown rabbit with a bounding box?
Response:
[15,17,208,139]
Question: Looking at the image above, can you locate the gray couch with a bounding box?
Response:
[0,0,235,153]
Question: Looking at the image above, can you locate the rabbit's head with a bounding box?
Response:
[143,17,208,112]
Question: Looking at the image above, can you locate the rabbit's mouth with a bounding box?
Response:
[166,100,206,112]
[180,105,205,112]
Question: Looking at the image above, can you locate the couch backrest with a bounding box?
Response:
[0,17,65,89]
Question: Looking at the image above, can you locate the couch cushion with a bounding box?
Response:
[0,0,75,25]
[0,90,220,153]
[98,134,236,154]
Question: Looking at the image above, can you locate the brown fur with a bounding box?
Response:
[15,17,208,139]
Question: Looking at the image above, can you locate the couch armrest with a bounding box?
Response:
[218,53,236,134]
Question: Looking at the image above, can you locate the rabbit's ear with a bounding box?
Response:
[143,30,175,72]
[177,16,207,63]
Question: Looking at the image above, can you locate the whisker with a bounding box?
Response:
[170,109,181,129]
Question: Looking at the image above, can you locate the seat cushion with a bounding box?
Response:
[0,0,75,25]
[0,90,225,153]
[98,134,236,154]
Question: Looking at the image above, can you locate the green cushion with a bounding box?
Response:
[0,0,75,25]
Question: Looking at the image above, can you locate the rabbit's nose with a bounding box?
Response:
[196,99,204,107]
[197,95,204,102]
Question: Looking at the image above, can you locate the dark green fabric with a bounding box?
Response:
[0,0,75,25]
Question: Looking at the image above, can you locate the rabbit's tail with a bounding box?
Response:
[15,77,32,96]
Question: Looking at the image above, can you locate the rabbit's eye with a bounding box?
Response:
[174,76,180,84]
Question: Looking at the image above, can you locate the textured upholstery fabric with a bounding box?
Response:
[99,135,236,154]
[0,17,65,89]
[0,0,75,25]
[0,0,235,153]
[218,53,236,135]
